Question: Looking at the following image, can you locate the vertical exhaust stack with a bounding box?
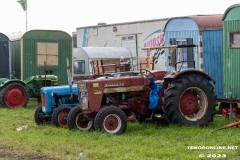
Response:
[67,58,73,101]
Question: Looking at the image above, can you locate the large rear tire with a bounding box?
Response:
[163,74,216,126]
[94,106,127,135]
[52,106,72,128]
[0,82,28,108]
[67,107,93,131]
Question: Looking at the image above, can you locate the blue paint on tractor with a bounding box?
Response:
[41,84,79,116]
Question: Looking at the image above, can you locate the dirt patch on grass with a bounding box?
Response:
[0,145,55,160]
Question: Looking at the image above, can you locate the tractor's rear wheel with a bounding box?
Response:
[67,107,93,131]
[163,74,216,126]
[52,106,72,128]
[34,105,51,125]
[94,106,127,135]
[0,83,28,108]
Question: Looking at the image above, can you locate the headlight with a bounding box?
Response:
[51,91,56,97]
[80,92,88,109]
[78,82,87,92]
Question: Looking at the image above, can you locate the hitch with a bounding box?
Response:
[211,119,240,133]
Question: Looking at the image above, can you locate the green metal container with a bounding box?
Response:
[223,4,240,98]
[10,30,72,85]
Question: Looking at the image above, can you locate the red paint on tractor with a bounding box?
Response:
[4,87,26,108]
[76,114,90,129]
[104,115,119,131]
[180,91,198,116]
[58,110,69,128]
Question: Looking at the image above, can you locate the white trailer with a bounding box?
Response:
[73,47,133,80]
[76,18,168,70]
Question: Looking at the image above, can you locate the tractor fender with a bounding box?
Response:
[0,79,26,88]
[164,69,215,84]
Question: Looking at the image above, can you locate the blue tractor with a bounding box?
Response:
[34,84,79,128]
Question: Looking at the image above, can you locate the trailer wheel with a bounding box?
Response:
[163,74,216,126]
[94,106,127,135]
[67,107,93,131]
[34,105,51,125]
[52,106,72,128]
[0,82,28,108]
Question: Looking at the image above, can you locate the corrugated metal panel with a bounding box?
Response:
[11,30,72,85]
[223,3,240,20]
[191,15,223,30]
[10,40,21,79]
[0,33,10,78]
[223,19,240,98]
[164,18,199,71]
[165,30,199,71]
[202,30,223,98]
[0,33,9,41]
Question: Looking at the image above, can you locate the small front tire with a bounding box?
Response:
[34,105,51,125]
[67,107,93,131]
[52,106,72,128]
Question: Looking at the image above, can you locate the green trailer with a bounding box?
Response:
[10,30,72,85]
[218,3,240,118]
[0,29,71,109]
[223,4,240,98]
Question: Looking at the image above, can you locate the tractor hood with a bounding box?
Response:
[24,75,58,84]
[41,84,78,96]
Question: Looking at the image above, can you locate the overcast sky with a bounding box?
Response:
[0,0,239,36]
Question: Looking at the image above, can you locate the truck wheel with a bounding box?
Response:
[68,107,93,131]
[0,82,28,108]
[163,74,216,126]
[94,106,127,135]
[34,105,51,125]
[52,106,72,128]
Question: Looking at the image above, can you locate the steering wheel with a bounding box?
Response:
[139,69,155,80]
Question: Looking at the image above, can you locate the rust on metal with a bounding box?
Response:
[190,15,223,30]
[104,86,145,93]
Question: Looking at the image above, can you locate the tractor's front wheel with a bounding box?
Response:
[52,106,72,128]
[34,105,51,125]
[94,106,127,135]
[163,74,216,126]
[67,107,93,131]
[0,82,28,108]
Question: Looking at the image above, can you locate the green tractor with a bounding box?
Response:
[0,75,58,109]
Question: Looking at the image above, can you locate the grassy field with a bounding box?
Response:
[0,99,239,160]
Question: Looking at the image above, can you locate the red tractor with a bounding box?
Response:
[67,45,217,135]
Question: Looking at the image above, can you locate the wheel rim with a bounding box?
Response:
[4,86,26,108]
[179,87,208,121]
[103,114,122,134]
[58,110,69,128]
[76,113,93,131]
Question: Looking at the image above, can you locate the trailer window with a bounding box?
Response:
[74,60,85,74]
[37,42,58,66]
[229,32,240,48]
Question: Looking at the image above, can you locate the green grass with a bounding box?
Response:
[0,99,239,160]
